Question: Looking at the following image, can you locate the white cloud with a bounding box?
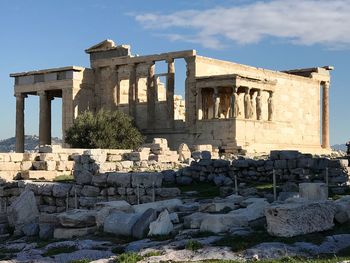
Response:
[133,0,350,49]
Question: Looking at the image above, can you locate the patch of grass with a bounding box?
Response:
[43,246,78,257]
[53,174,74,183]
[116,252,143,263]
[143,251,161,257]
[177,182,221,199]
[186,240,204,251]
[182,256,350,262]
[215,222,350,253]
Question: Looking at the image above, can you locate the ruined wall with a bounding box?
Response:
[194,56,322,153]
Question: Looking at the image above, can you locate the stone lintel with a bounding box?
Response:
[10,66,86,78]
[92,50,196,67]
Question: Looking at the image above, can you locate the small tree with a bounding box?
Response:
[65,109,144,149]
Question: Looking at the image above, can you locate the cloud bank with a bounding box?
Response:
[133,0,350,49]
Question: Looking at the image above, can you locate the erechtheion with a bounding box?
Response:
[10,39,333,154]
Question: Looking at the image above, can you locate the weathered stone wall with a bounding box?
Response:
[178,150,350,192]
[0,171,180,214]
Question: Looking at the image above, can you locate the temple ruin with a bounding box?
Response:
[10,39,333,154]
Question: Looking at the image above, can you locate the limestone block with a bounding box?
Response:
[120,161,134,169]
[91,174,108,187]
[28,171,57,180]
[104,211,141,236]
[99,162,116,172]
[0,171,18,181]
[54,226,97,239]
[131,172,163,188]
[265,201,336,237]
[39,153,57,161]
[0,162,21,171]
[9,153,24,162]
[299,183,328,201]
[107,172,131,187]
[81,185,100,197]
[129,152,149,161]
[107,154,123,162]
[183,212,207,229]
[148,210,173,236]
[52,183,72,198]
[20,161,33,171]
[178,143,191,162]
[7,190,39,229]
[194,144,213,152]
[200,213,248,233]
[133,198,182,214]
[58,153,69,161]
[46,161,57,171]
[79,197,98,208]
[132,208,157,239]
[74,170,93,185]
[0,154,11,162]
[95,200,134,228]
[58,209,96,227]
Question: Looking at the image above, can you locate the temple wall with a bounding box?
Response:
[194,56,322,152]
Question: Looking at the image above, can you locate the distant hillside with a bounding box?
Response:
[332,144,347,152]
[0,135,62,152]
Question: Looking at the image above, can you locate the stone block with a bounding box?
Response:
[91,174,108,187]
[28,171,57,180]
[107,172,131,187]
[81,185,100,197]
[148,209,173,236]
[20,161,33,171]
[279,150,300,160]
[133,198,182,214]
[58,209,96,227]
[52,183,72,198]
[265,201,336,237]
[54,226,97,239]
[0,162,21,171]
[131,172,163,188]
[299,183,328,201]
[74,170,93,185]
[104,212,141,236]
[132,208,157,239]
[9,153,24,162]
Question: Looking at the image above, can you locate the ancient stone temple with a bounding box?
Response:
[10,39,333,153]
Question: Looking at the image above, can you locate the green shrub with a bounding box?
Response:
[185,240,203,251]
[65,109,144,149]
[116,252,143,263]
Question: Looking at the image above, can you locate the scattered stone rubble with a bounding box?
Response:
[0,146,350,262]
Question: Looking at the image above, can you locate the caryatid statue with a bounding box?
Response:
[268,91,274,121]
[213,88,220,119]
[231,86,239,118]
[244,88,251,119]
[256,90,263,120]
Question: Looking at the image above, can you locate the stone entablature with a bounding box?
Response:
[10,39,333,154]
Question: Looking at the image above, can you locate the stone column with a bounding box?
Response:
[197,88,203,120]
[166,59,175,128]
[268,91,274,121]
[213,87,220,119]
[38,91,51,146]
[147,62,155,129]
[15,93,26,153]
[322,82,330,148]
[128,63,137,118]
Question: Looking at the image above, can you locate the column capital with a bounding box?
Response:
[37,90,47,96]
[14,92,27,98]
[323,81,330,89]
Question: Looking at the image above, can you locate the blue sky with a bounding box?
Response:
[0,0,349,145]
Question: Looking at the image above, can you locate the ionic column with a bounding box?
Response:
[38,91,51,146]
[15,93,26,153]
[128,64,137,118]
[147,62,155,129]
[213,87,220,119]
[166,59,175,128]
[322,82,330,148]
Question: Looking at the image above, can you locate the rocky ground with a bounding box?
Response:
[3,181,350,263]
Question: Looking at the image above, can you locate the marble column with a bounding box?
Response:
[38,91,51,146]
[322,82,330,148]
[128,63,137,118]
[147,62,155,129]
[15,93,26,153]
[166,59,175,128]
